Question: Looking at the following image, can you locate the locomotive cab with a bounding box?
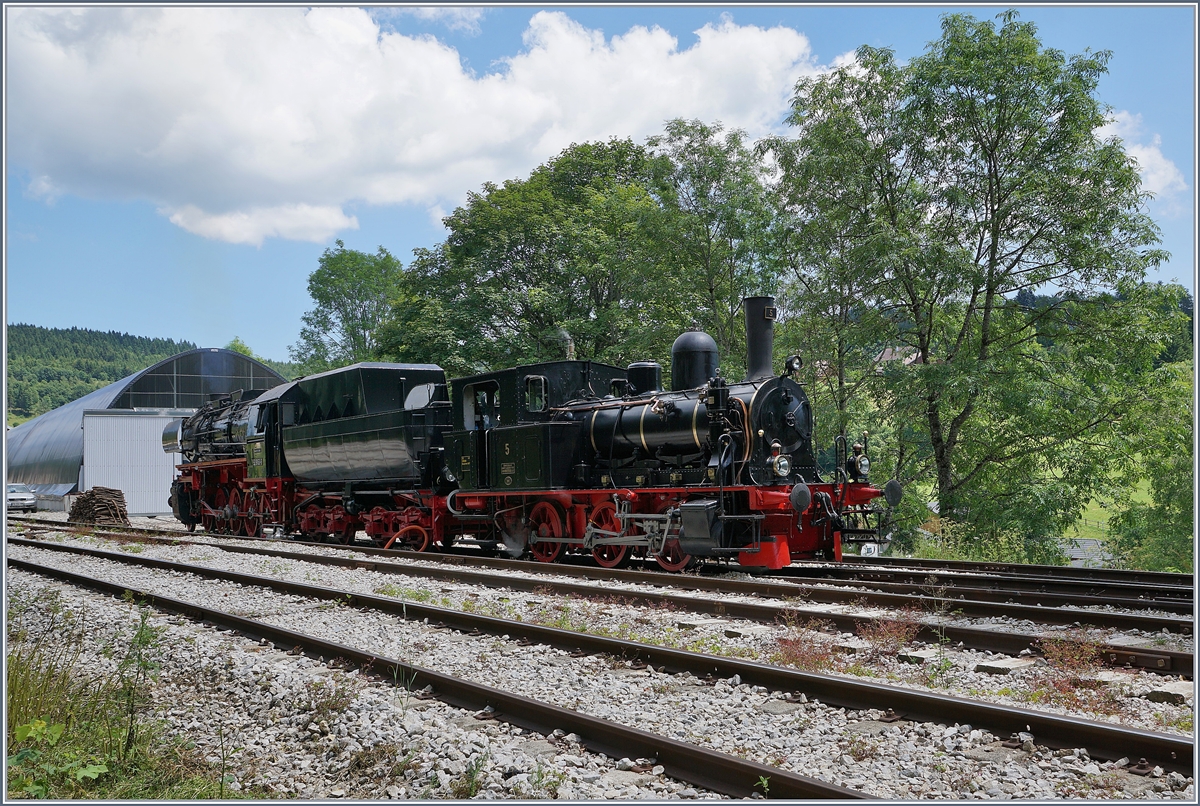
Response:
[446,361,626,492]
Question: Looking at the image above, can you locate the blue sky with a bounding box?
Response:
[5,4,1194,361]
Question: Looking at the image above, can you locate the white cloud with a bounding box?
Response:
[378,7,487,35]
[6,8,820,245]
[1098,111,1188,209]
[165,204,359,247]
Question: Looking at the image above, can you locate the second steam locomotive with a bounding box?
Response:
[165,297,901,570]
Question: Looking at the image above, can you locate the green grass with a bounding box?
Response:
[6,586,260,799]
[1066,479,1152,541]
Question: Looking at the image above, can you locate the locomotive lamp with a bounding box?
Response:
[770,440,791,477]
[857,454,871,478]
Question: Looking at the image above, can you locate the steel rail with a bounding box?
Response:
[10,536,1193,677]
[13,521,1190,617]
[14,515,1191,601]
[840,554,1193,587]
[9,553,1191,777]
[774,564,1194,602]
[6,558,866,800]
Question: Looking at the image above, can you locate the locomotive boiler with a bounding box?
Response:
[165,296,900,570]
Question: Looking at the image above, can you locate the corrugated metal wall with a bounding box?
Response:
[81,412,187,516]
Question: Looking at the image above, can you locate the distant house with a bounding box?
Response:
[874,346,920,373]
[1059,538,1112,568]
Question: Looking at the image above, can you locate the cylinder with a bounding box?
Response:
[743,296,777,382]
[671,328,719,391]
[626,362,663,395]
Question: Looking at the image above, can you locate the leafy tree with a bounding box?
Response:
[224,337,255,358]
[225,336,300,380]
[771,11,1172,547]
[378,139,689,374]
[1106,350,1193,572]
[289,241,404,373]
[647,119,782,378]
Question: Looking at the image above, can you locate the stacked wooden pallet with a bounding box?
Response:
[69,487,132,527]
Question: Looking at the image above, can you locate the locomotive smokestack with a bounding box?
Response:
[743,296,777,382]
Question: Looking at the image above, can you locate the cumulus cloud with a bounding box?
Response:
[6,7,820,245]
[376,7,487,35]
[165,204,358,247]
[1098,110,1189,211]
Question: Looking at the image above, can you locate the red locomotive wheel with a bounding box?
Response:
[528,501,564,563]
[653,503,695,572]
[210,488,228,535]
[228,489,245,536]
[588,502,630,569]
[244,492,263,538]
[386,525,431,553]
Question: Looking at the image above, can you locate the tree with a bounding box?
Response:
[289,241,405,373]
[762,47,912,471]
[224,336,256,358]
[773,11,1172,545]
[647,120,782,378]
[1104,360,1194,573]
[378,139,689,374]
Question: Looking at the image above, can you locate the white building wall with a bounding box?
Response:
[82,411,191,516]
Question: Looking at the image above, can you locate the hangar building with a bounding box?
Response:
[6,348,285,515]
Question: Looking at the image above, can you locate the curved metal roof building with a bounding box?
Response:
[7,348,285,496]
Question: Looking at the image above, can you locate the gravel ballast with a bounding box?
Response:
[8,537,1195,800]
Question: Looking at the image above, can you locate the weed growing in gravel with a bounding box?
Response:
[1036,630,1102,676]
[118,544,145,554]
[304,673,360,721]
[856,610,922,660]
[373,583,435,603]
[516,762,567,798]
[448,753,489,798]
[920,651,956,688]
[772,620,837,672]
[846,734,877,761]
[1021,630,1125,716]
[842,661,876,678]
[6,589,242,798]
[1156,709,1194,733]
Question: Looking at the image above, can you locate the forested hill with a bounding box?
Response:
[6,324,198,425]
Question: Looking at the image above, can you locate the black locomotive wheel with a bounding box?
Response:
[589,503,631,569]
[653,503,695,572]
[528,501,565,563]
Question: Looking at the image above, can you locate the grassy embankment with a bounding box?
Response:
[5,588,252,799]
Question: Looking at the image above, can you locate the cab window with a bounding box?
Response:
[525,376,547,412]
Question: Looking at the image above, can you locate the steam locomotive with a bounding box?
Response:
[164,297,901,570]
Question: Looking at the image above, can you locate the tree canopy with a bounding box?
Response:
[765,11,1179,558]
[289,240,405,374]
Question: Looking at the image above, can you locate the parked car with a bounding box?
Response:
[6,483,38,513]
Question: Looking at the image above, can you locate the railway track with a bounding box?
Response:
[13,515,1192,611]
[9,545,1192,786]
[841,554,1192,587]
[10,525,1193,677]
[6,557,856,799]
[776,564,1193,605]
